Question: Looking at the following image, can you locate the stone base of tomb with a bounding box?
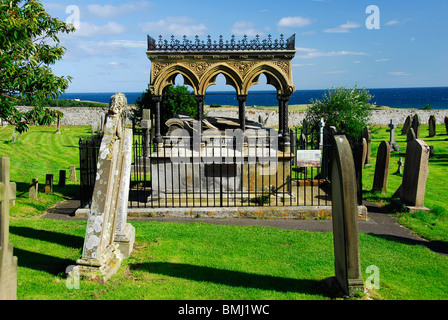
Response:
[114,223,136,259]
[75,244,123,282]
[0,243,18,300]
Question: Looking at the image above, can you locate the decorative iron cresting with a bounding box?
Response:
[147,34,296,52]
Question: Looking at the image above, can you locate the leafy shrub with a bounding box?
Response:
[305,86,374,141]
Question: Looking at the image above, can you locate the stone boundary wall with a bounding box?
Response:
[15,106,448,127]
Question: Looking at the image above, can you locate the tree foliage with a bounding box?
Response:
[305,86,374,141]
[133,85,198,133]
[0,0,74,132]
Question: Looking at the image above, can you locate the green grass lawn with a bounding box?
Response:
[1,123,448,300]
[362,123,448,243]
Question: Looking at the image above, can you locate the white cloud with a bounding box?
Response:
[278,16,312,28]
[375,58,391,62]
[389,71,410,76]
[103,61,130,69]
[324,70,349,74]
[324,21,361,33]
[141,17,207,36]
[74,21,126,37]
[386,20,400,26]
[75,40,146,56]
[87,1,152,19]
[231,21,265,36]
[296,47,367,59]
[292,63,315,67]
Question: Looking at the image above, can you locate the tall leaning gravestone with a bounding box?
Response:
[0,157,17,300]
[72,93,135,281]
[330,135,365,296]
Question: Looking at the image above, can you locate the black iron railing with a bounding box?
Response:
[147,34,296,52]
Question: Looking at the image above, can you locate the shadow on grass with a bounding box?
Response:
[130,262,334,297]
[13,247,76,276]
[10,226,84,249]
[367,233,448,257]
[15,182,80,200]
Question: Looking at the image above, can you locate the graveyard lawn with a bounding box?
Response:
[8,218,448,300]
[2,124,448,300]
[362,123,448,244]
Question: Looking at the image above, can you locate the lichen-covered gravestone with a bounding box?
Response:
[372,141,391,194]
[400,139,430,212]
[330,135,365,297]
[73,93,135,281]
[0,157,17,300]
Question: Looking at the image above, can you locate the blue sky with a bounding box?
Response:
[44,0,448,93]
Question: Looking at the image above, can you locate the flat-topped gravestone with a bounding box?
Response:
[400,139,430,211]
[401,115,412,135]
[372,141,391,194]
[330,135,365,297]
[428,115,436,137]
[69,165,77,183]
[44,174,53,193]
[0,157,18,300]
[59,170,66,187]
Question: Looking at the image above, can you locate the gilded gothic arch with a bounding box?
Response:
[146,34,296,147]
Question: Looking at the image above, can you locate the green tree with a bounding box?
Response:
[133,85,198,133]
[305,86,374,141]
[0,0,74,133]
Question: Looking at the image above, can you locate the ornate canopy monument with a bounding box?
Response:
[146,34,296,148]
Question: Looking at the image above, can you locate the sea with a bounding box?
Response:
[59,86,448,110]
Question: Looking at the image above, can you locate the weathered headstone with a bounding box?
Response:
[395,157,403,175]
[54,114,61,134]
[444,116,448,134]
[69,165,77,183]
[114,129,135,259]
[44,174,53,193]
[428,115,436,137]
[361,138,367,167]
[29,178,38,200]
[330,135,364,297]
[411,114,420,138]
[59,170,66,187]
[372,141,391,194]
[363,126,371,166]
[0,157,18,300]
[400,139,430,211]
[401,115,412,135]
[73,93,134,282]
[10,132,17,144]
[387,119,400,151]
[407,127,416,142]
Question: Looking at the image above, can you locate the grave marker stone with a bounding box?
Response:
[73,93,134,282]
[396,157,403,175]
[44,174,53,193]
[428,115,436,137]
[407,127,416,142]
[411,114,420,138]
[372,141,391,194]
[330,135,364,297]
[400,139,430,211]
[387,119,400,151]
[361,138,367,167]
[444,116,448,134]
[0,157,18,300]
[363,126,371,166]
[69,165,77,183]
[401,115,412,135]
[59,170,66,187]
[29,178,38,200]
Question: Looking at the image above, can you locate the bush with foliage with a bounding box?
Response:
[132,85,197,133]
[305,86,374,141]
